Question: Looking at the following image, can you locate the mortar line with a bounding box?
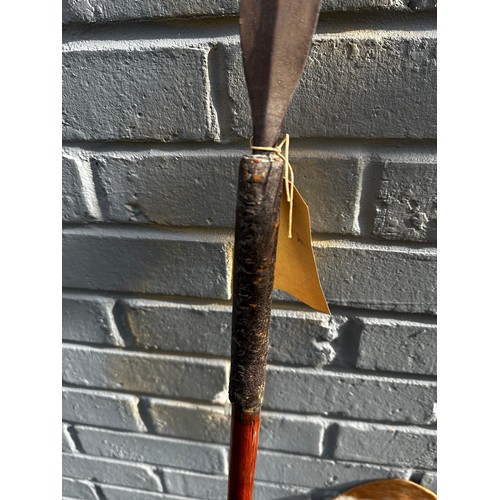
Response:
[62,339,232,363]
[62,222,437,250]
[62,137,436,155]
[65,446,435,483]
[62,13,436,45]
[74,156,102,220]
[206,42,233,142]
[65,386,435,429]
[90,482,201,499]
[352,155,369,236]
[62,335,436,380]
[63,420,435,467]
[63,409,436,434]
[61,344,435,382]
[92,484,107,500]
[62,286,437,322]
[62,223,234,239]
[65,424,85,453]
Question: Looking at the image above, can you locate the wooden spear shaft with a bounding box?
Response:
[227,154,283,499]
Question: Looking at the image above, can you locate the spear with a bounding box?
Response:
[227,1,322,498]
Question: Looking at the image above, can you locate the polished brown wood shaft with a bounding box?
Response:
[227,406,261,500]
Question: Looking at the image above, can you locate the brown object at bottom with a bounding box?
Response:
[227,405,261,500]
[331,478,437,500]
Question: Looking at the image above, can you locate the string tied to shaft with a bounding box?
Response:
[250,134,294,238]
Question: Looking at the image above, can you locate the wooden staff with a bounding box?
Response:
[227,1,322,498]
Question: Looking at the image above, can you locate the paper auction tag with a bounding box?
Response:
[274,181,330,314]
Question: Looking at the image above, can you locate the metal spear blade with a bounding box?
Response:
[239,0,322,148]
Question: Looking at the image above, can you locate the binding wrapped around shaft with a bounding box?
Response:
[229,154,284,412]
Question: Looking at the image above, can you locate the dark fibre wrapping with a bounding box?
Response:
[229,154,284,411]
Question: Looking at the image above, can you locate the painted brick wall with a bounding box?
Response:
[62,1,437,499]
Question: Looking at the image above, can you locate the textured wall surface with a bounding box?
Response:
[62,1,437,498]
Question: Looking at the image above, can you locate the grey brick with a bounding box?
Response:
[373,161,437,242]
[62,478,98,500]
[62,344,229,403]
[63,156,99,223]
[314,242,436,314]
[121,299,336,367]
[62,294,123,346]
[160,468,309,500]
[255,450,410,489]
[90,152,239,229]
[356,318,437,375]
[90,151,361,234]
[121,300,232,357]
[253,481,310,500]
[62,0,239,22]
[322,0,435,10]
[147,400,230,443]
[63,424,76,452]
[62,452,162,491]
[406,0,437,11]
[259,413,324,457]
[63,47,215,142]
[334,422,437,469]
[260,412,324,456]
[263,366,436,425]
[98,484,197,500]
[62,387,146,431]
[162,469,227,500]
[62,227,232,299]
[294,154,362,234]
[147,399,324,455]
[76,426,227,474]
[267,312,337,367]
[227,34,436,139]
[62,0,435,23]
[421,471,437,493]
